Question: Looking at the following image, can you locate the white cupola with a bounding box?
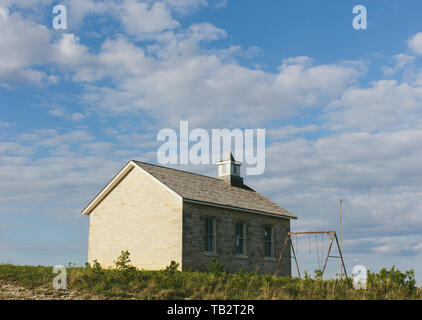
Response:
[216,152,243,187]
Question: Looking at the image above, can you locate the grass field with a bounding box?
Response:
[0,252,420,300]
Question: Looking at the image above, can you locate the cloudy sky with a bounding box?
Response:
[1,0,422,281]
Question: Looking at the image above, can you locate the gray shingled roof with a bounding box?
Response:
[134,161,296,219]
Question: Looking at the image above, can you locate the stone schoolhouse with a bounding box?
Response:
[82,153,297,276]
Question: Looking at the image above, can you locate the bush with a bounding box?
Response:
[367,265,416,295]
[91,260,104,276]
[314,269,323,280]
[164,261,180,274]
[207,258,225,275]
[114,250,138,281]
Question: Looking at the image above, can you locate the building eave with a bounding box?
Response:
[81,161,136,215]
[183,198,297,220]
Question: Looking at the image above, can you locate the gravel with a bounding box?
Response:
[0,280,102,300]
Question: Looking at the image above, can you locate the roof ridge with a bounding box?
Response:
[134,160,225,182]
[133,160,256,192]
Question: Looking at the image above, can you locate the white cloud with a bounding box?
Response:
[80,142,114,154]
[215,45,262,62]
[30,130,94,148]
[370,236,422,256]
[0,7,53,85]
[281,56,313,66]
[0,131,115,217]
[0,155,118,214]
[164,0,208,13]
[0,126,159,223]
[326,80,422,131]
[266,128,422,192]
[52,35,152,82]
[166,0,207,9]
[0,0,362,120]
[48,107,86,121]
[0,142,32,155]
[119,0,180,35]
[0,121,10,128]
[345,235,422,257]
[94,37,152,80]
[64,0,112,27]
[0,0,206,85]
[146,23,228,60]
[382,53,415,76]
[212,0,228,9]
[63,0,206,29]
[0,0,187,32]
[53,33,92,68]
[187,22,227,42]
[69,113,85,121]
[80,53,362,127]
[408,32,422,55]
[268,125,319,141]
[34,20,359,128]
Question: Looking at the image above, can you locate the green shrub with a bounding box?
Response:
[91,260,104,276]
[314,269,323,280]
[207,258,225,275]
[164,261,180,274]
[114,251,138,282]
[367,265,417,296]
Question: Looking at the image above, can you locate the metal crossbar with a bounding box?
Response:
[273,231,347,279]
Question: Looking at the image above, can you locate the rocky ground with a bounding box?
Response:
[0,280,101,300]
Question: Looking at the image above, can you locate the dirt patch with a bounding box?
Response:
[0,280,102,300]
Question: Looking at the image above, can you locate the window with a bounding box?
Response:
[205,218,215,252]
[236,222,246,255]
[264,226,273,258]
[232,164,240,176]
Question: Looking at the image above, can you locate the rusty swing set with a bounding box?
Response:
[273,231,347,278]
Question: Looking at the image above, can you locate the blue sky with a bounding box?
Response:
[1,0,422,282]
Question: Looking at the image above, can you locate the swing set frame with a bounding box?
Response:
[273,231,347,278]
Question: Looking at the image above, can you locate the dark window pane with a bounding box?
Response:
[264,227,272,257]
[205,218,215,252]
[265,242,272,257]
[206,235,214,252]
[236,223,245,254]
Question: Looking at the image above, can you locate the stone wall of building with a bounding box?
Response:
[182,202,291,276]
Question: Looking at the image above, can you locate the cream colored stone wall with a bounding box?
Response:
[88,166,183,270]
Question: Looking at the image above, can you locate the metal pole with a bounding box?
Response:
[334,232,348,278]
[274,233,290,277]
[321,233,335,277]
[290,237,301,279]
[340,199,343,276]
[340,200,343,253]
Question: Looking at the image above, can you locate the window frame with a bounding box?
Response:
[264,226,274,258]
[204,217,216,254]
[235,222,247,256]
